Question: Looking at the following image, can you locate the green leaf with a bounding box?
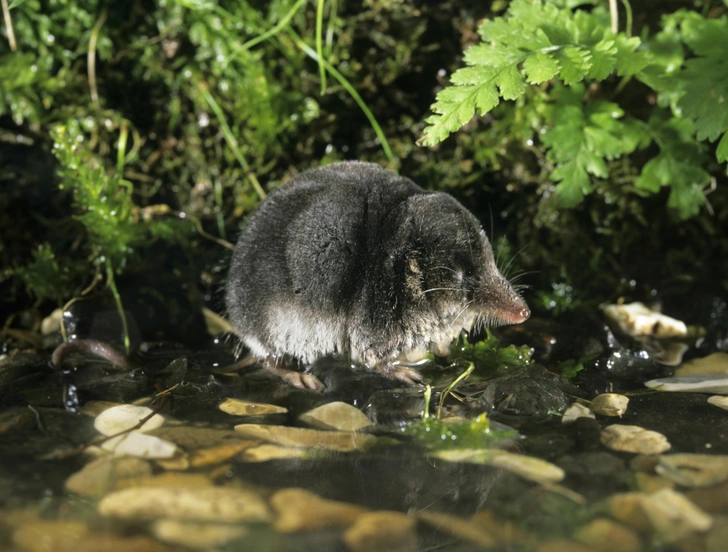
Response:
[614,35,651,76]
[717,132,728,163]
[8,0,30,8]
[523,51,560,84]
[497,64,526,99]
[587,39,617,80]
[556,46,592,85]
[552,162,591,207]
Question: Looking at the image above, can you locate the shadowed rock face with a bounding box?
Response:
[226,161,529,384]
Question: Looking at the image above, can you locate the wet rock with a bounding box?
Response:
[13,520,173,552]
[603,302,687,338]
[657,454,728,488]
[417,510,498,548]
[585,348,669,381]
[271,488,368,532]
[574,518,642,552]
[557,452,628,500]
[676,353,728,376]
[651,341,689,367]
[645,375,728,394]
[365,388,426,429]
[234,423,379,452]
[65,455,153,498]
[634,472,675,493]
[687,481,728,513]
[343,511,417,552]
[642,488,713,542]
[432,449,565,484]
[473,365,573,419]
[98,486,272,522]
[299,401,373,432]
[240,444,309,463]
[562,402,595,424]
[708,396,728,410]
[600,424,671,455]
[566,417,603,451]
[631,454,661,472]
[113,472,212,490]
[219,398,288,416]
[94,404,165,436]
[590,394,629,417]
[152,519,246,549]
[603,492,652,531]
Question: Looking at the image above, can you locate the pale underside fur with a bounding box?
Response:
[242,302,478,368]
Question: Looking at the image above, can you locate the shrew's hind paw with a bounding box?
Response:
[375,363,424,386]
[264,357,325,392]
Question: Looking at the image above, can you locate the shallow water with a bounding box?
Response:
[1,321,727,552]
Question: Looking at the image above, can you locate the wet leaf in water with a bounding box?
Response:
[432,449,565,484]
[219,398,288,416]
[299,401,373,432]
[234,424,380,452]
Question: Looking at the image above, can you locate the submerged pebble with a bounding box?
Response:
[675,352,728,376]
[94,404,165,436]
[562,402,595,424]
[656,454,728,488]
[641,488,713,542]
[600,424,671,455]
[152,519,246,550]
[299,401,373,432]
[65,455,153,498]
[101,431,178,459]
[271,488,368,532]
[590,393,629,416]
[343,511,417,552]
[98,487,272,523]
[574,518,642,552]
[645,375,728,394]
[708,395,728,410]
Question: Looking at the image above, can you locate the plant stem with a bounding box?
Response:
[620,0,633,37]
[316,0,327,94]
[609,0,619,33]
[198,81,266,201]
[106,259,130,354]
[88,10,108,110]
[1,0,16,51]
[238,0,306,53]
[287,28,396,167]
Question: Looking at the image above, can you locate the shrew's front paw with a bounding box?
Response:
[373,363,424,386]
